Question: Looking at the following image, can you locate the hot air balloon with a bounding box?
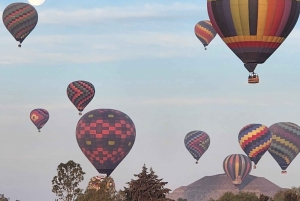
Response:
[76,109,136,176]
[184,130,210,164]
[194,20,217,50]
[238,124,272,169]
[223,154,252,187]
[268,122,300,174]
[30,108,49,132]
[207,0,300,83]
[2,2,38,47]
[67,80,95,115]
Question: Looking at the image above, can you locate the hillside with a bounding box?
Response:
[167,174,284,201]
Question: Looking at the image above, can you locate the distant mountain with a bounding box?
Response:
[167,174,284,201]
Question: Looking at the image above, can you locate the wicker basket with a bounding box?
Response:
[248,76,259,84]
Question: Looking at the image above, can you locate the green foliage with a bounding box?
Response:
[123,164,172,201]
[259,194,270,201]
[0,195,9,201]
[76,176,126,201]
[177,198,187,201]
[283,189,300,201]
[273,190,285,201]
[52,160,86,201]
[217,191,259,201]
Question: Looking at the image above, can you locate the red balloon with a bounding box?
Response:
[76,109,136,176]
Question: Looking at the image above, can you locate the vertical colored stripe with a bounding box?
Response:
[235,155,239,179]
[257,0,268,40]
[282,0,300,37]
[231,0,244,36]
[276,0,292,36]
[263,0,278,36]
[207,2,225,38]
[249,0,258,35]
[213,1,231,37]
[240,0,250,36]
[270,0,285,36]
[223,0,237,37]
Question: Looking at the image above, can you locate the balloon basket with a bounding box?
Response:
[281,170,287,174]
[248,74,259,84]
[38,130,41,132]
[253,165,256,169]
[79,112,82,116]
[196,161,198,164]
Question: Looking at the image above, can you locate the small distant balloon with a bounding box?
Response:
[194,20,217,50]
[76,109,136,176]
[67,80,95,115]
[2,2,38,47]
[30,109,49,132]
[184,130,210,164]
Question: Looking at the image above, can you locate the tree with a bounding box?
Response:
[217,191,259,201]
[52,160,86,201]
[123,164,173,201]
[0,195,9,201]
[273,190,285,201]
[284,189,299,201]
[177,198,187,201]
[76,176,126,201]
[259,194,270,201]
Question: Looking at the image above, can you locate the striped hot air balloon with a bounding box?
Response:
[238,124,272,169]
[194,20,217,50]
[223,154,252,187]
[2,2,38,47]
[184,131,210,164]
[207,0,300,82]
[30,109,49,132]
[268,122,300,174]
[67,80,95,115]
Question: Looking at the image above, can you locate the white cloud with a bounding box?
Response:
[0,31,202,64]
[38,3,205,25]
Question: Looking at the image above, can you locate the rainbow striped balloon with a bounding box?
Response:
[194,20,217,50]
[238,124,272,168]
[223,154,252,186]
[268,122,300,174]
[207,0,300,73]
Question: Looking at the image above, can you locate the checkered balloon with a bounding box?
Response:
[184,130,210,164]
[76,109,136,176]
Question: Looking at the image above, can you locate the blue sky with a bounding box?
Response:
[1,0,300,200]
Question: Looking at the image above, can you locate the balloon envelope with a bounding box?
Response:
[76,109,136,176]
[184,130,210,163]
[194,20,217,49]
[268,122,300,173]
[238,124,272,167]
[2,2,38,47]
[207,0,300,68]
[223,154,252,186]
[30,108,49,131]
[67,80,95,115]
